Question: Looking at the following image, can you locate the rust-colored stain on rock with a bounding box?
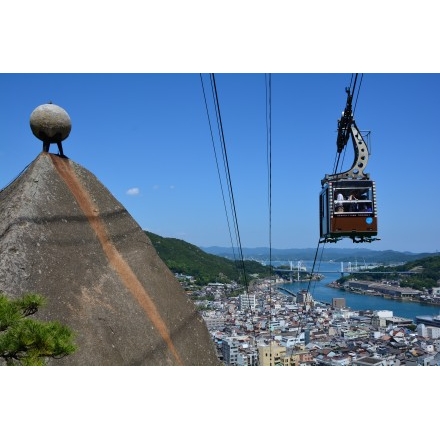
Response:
[50,154,183,365]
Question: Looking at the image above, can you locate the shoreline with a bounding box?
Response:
[326,281,440,306]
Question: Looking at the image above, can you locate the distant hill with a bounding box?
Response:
[145,231,440,290]
[341,255,440,290]
[144,231,271,285]
[201,246,436,264]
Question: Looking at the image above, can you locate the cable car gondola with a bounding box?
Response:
[319,76,379,244]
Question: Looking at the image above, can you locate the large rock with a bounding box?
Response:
[0,152,220,365]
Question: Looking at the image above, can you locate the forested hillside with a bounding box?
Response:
[145,231,440,290]
[341,255,440,290]
[144,231,271,285]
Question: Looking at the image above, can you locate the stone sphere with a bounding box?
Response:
[30,103,72,143]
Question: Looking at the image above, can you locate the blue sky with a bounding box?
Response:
[1,73,439,253]
[1,3,439,256]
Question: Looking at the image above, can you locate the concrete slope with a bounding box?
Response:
[0,152,220,365]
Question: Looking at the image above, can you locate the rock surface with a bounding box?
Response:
[0,153,220,366]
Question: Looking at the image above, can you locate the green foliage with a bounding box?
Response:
[0,293,76,366]
[341,255,440,290]
[145,231,272,285]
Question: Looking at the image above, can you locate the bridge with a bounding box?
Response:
[273,267,417,276]
[268,261,416,276]
[273,268,416,273]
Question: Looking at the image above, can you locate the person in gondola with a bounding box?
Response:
[348,190,359,212]
[335,191,345,212]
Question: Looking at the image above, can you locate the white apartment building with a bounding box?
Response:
[239,293,257,311]
[428,327,440,339]
[280,334,305,347]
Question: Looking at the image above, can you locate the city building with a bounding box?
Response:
[332,298,346,309]
[186,275,440,366]
[258,342,286,366]
[239,293,257,311]
[221,337,239,365]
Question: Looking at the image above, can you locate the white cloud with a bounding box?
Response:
[126,187,140,196]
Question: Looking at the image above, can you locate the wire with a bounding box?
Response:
[209,74,249,290]
[352,74,363,116]
[199,74,238,263]
[266,74,272,266]
[332,73,364,175]
[265,73,273,359]
[0,160,33,194]
[304,73,366,348]
[201,74,262,350]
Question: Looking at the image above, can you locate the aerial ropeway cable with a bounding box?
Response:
[302,74,380,345]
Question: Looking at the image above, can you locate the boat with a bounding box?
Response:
[415,314,440,328]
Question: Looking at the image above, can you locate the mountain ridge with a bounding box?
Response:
[145,232,440,291]
[144,231,271,284]
[143,230,437,278]
[200,246,435,263]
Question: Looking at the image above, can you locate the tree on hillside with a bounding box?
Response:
[0,292,76,366]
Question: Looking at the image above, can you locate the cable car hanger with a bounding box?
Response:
[322,80,370,185]
[319,74,380,244]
